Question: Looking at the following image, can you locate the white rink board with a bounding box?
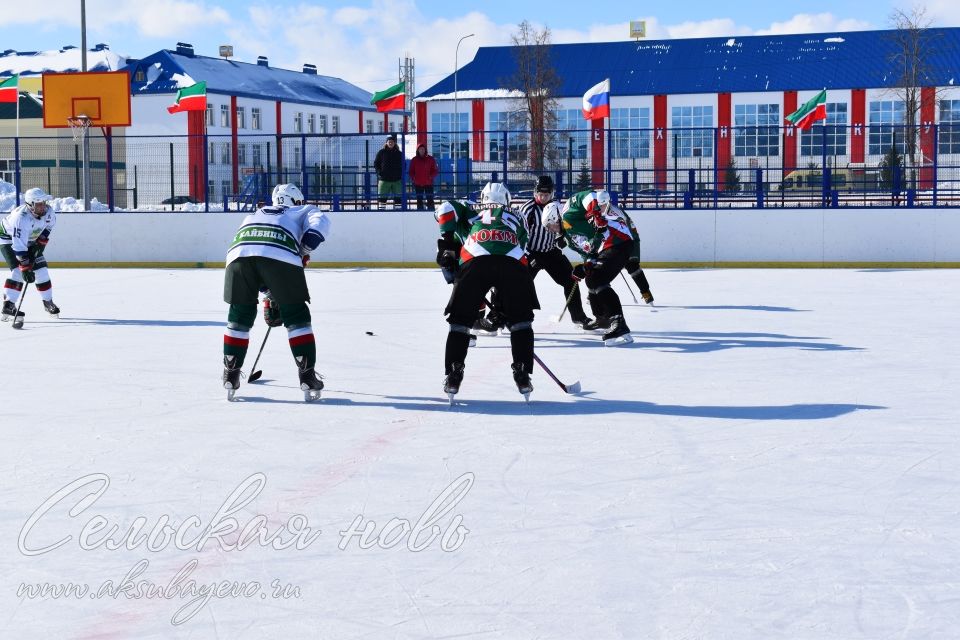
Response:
[39,208,960,264]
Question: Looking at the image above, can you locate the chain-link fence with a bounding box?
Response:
[3,124,959,210]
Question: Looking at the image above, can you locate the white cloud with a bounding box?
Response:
[754,13,872,35]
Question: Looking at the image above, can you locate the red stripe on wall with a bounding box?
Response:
[717,93,732,190]
[654,95,667,189]
[782,91,798,177]
[187,111,205,200]
[231,95,239,194]
[358,110,364,132]
[920,86,936,188]
[472,99,484,161]
[590,118,605,188]
[851,89,866,164]
[383,112,389,133]
[416,101,427,147]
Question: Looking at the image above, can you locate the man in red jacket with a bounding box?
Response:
[408,144,439,211]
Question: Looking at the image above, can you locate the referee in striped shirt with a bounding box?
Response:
[520,175,592,328]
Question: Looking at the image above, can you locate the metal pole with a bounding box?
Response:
[80,0,91,211]
[453,33,475,199]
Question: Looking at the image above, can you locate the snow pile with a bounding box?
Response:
[0,45,126,75]
[52,197,110,212]
[0,179,17,211]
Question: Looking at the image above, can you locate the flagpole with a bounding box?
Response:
[15,80,19,138]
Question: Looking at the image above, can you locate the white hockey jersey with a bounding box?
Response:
[225,204,331,267]
[0,205,58,257]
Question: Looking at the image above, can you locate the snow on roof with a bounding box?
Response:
[421,89,524,101]
[125,50,387,112]
[0,44,126,76]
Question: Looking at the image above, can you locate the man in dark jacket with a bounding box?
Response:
[408,144,439,210]
[374,134,404,209]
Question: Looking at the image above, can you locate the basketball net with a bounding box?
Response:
[67,115,91,144]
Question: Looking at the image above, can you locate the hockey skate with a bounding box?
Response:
[641,290,654,305]
[223,355,242,401]
[1,300,16,322]
[474,315,502,336]
[511,362,534,402]
[43,300,60,318]
[602,316,633,346]
[582,316,611,334]
[443,362,465,405]
[296,356,324,402]
[468,333,478,348]
[571,316,595,332]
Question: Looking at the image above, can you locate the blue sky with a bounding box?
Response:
[2,1,955,92]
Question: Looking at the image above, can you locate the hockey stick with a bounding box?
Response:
[554,281,580,323]
[533,353,581,394]
[247,326,272,382]
[620,272,639,303]
[10,281,29,329]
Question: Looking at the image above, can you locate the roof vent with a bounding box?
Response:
[302,63,317,75]
[94,43,110,51]
[175,42,195,57]
[257,56,269,68]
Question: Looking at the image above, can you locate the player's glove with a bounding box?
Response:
[436,238,458,271]
[555,236,567,249]
[17,257,35,283]
[262,293,282,327]
[571,264,586,281]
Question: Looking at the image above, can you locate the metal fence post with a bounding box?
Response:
[300,134,307,198]
[203,128,210,212]
[13,137,21,206]
[501,130,508,187]
[169,142,175,212]
[933,123,939,207]
[756,168,764,208]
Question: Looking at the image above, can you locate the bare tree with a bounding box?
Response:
[886,7,945,186]
[500,20,562,172]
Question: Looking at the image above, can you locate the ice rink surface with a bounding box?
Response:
[2,267,959,639]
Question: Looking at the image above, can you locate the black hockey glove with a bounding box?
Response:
[555,236,567,249]
[436,238,458,271]
[262,293,282,327]
[571,263,586,281]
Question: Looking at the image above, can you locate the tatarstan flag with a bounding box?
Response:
[167,81,207,114]
[786,89,827,130]
[0,75,19,103]
[371,81,405,112]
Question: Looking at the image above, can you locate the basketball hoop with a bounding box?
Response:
[67,115,91,143]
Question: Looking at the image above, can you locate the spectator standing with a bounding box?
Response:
[374,134,404,209]
[408,144,439,210]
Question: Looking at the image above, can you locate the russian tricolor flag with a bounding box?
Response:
[582,78,610,120]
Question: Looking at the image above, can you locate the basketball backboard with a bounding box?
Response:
[42,71,132,128]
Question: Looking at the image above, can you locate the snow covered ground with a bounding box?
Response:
[2,267,959,639]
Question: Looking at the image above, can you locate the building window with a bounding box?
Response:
[251,107,262,130]
[134,68,145,83]
[238,143,247,165]
[308,113,316,134]
[671,105,714,157]
[252,144,262,168]
[869,100,906,155]
[293,146,301,170]
[208,180,215,198]
[294,112,303,134]
[734,104,780,157]
[236,106,246,129]
[206,104,214,127]
[222,180,231,197]
[377,120,384,133]
[389,122,396,133]
[220,142,230,165]
[319,114,328,134]
[552,108,590,161]
[609,107,650,160]
[332,115,340,133]
[432,112,469,159]
[220,104,230,128]
[801,103,848,157]
[208,141,216,164]
[487,111,526,164]
[938,100,960,154]
[365,119,373,133]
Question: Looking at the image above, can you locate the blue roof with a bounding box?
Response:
[419,28,960,98]
[125,50,386,112]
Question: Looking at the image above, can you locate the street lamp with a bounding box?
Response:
[453,33,475,198]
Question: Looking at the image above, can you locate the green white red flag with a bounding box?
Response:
[0,75,19,103]
[167,81,207,114]
[785,89,827,130]
[371,81,405,112]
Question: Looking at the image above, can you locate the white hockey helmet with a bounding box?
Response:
[272,183,305,207]
[24,187,53,216]
[541,201,563,233]
[594,189,611,213]
[480,182,511,209]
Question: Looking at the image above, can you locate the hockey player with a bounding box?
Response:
[1,187,60,328]
[609,203,654,304]
[222,183,331,401]
[544,189,634,346]
[518,175,592,329]
[436,182,539,401]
